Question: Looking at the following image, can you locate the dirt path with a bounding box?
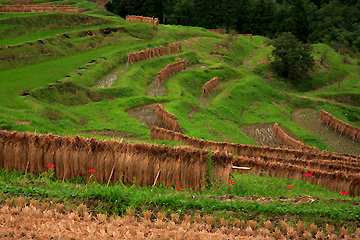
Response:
[208,194,360,205]
[239,48,259,68]
[292,108,360,155]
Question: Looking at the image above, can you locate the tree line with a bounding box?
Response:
[106,0,360,53]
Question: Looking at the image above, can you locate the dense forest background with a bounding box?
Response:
[106,0,360,53]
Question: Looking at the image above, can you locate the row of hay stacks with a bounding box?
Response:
[273,123,319,152]
[128,46,165,64]
[321,110,360,140]
[166,42,182,54]
[202,77,218,94]
[126,15,159,26]
[233,156,360,196]
[150,126,359,161]
[156,104,180,131]
[0,130,233,189]
[96,0,111,10]
[237,34,253,36]
[0,5,84,12]
[150,126,360,196]
[127,42,181,64]
[208,29,222,34]
[157,59,187,84]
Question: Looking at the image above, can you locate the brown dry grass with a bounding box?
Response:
[2,197,359,240]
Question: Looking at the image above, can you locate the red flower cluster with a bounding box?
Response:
[257,60,273,66]
[340,192,348,195]
[288,185,295,189]
[46,164,55,168]
[305,173,314,177]
[88,169,95,173]
[227,180,236,185]
[177,187,183,191]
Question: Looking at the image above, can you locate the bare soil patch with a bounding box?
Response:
[94,68,124,88]
[126,104,158,127]
[240,123,282,147]
[147,79,167,97]
[14,121,30,125]
[292,108,360,155]
[208,194,360,206]
[126,103,171,130]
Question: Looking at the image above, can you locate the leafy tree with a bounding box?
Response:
[270,32,314,88]
[106,0,360,52]
[163,0,194,26]
[287,0,318,42]
[107,0,146,18]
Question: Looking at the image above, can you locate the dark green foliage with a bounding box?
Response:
[107,0,360,52]
[270,32,314,89]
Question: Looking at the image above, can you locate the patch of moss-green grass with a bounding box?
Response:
[1,30,138,69]
[0,45,132,109]
[0,13,113,40]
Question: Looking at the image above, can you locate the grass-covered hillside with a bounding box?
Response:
[1,3,359,154]
[0,0,360,238]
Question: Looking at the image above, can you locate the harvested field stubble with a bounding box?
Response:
[0,130,233,189]
[150,126,360,196]
[320,110,360,141]
[0,198,359,240]
[292,109,360,155]
[241,123,282,147]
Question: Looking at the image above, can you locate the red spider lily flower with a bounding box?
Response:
[305,173,314,177]
[229,181,236,185]
[46,164,55,168]
[177,187,184,191]
[228,180,232,183]
[340,192,348,195]
[88,169,95,173]
[288,185,295,189]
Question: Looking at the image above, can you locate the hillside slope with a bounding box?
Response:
[0,0,359,155]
